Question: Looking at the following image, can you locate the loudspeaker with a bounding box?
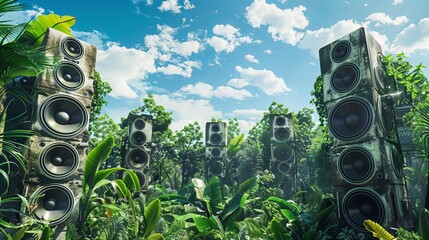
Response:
[122,113,153,191]
[319,27,395,104]
[269,114,294,175]
[22,28,96,230]
[320,28,410,233]
[205,122,227,177]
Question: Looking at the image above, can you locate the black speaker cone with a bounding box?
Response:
[53,62,85,91]
[332,41,351,62]
[39,142,80,179]
[210,147,222,158]
[338,147,375,184]
[208,159,223,176]
[31,184,74,226]
[134,118,146,130]
[274,127,291,142]
[329,97,373,141]
[39,94,88,139]
[210,133,222,145]
[211,124,220,132]
[135,171,148,189]
[272,144,293,162]
[277,162,291,174]
[331,63,360,93]
[125,148,149,170]
[275,116,286,126]
[61,37,84,60]
[342,188,385,231]
[131,131,147,146]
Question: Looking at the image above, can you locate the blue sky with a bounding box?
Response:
[8,0,429,133]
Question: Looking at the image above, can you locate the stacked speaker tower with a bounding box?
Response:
[122,113,152,191]
[269,114,296,194]
[319,27,410,232]
[205,122,227,177]
[22,28,96,230]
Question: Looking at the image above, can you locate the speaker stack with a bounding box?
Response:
[319,27,410,232]
[122,113,153,191]
[21,28,96,229]
[205,122,227,177]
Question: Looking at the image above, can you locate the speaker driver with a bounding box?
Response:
[211,124,220,132]
[125,148,149,170]
[377,96,395,137]
[275,116,286,126]
[39,142,80,180]
[209,133,222,145]
[30,184,74,226]
[342,188,386,231]
[135,171,148,189]
[208,160,223,176]
[338,147,375,184]
[328,98,373,141]
[131,131,147,146]
[278,162,291,174]
[331,63,360,93]
[133,118,146,130]
[210,147,222,158]
[53,62,85,91]
[60,37,84,60]
[273,144,293,162]
[274,128,291,142]
[331,41,351,62]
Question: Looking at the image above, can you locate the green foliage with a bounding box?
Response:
[26,14,76,46]
[419,208,429,240]
[310,75,325,126]
[227,134,244,158]
[270,219,292,240]
[89,71,112,134]
[363,219,396,240]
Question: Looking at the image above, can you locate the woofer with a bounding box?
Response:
[60,37,84,60]
[208,160,223,176]
[131,131,147,146]
[210,147,222,158]
[331,41,351,62]
[39,142,79,179]
[274,127,291,142]
[338,147,375,184]
[342,188,386,231]
[30,184,74,226]
[331,63,360,93]
[125,148,149,170]
[272,144,293,162]
[328,98,373,141]
[211,124,220,132]
[53,62,85,91]
[135,171,148,190]
[278,162,291,174]
[133,118,146,130]
[39,94,88,139]
[209,133,222,145]
[275,116,286,126]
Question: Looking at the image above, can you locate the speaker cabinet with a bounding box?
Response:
[326,89,398,146]
[319,27,395,104]
[269,114,294,176]
[205,122,227,177]
[22,28,96,230]
[320,28,411,233]
[122,113,153,191]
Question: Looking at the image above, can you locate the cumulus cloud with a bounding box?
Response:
[264,49,272,54]
[207,24,254,53]
[244,54,259,64]
[96,42,156,99]
[72,30,108,50]
[228,66,291,95]
[245,0,309,45]
[366,13,409,26]
[229,108,266,121]
[157,60,202,78]
[184,0,195,9]
[158,0,195,13]
[2,5,45,24]
[153,94,222,132]
[391,18,429,54]
[393,0,403,5]
[178,82,253,100]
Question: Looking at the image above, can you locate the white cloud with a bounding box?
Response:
[244,54,259,64]
[2,6,45,24]
[184,0,195,10]
[245,0,309,45]
[153,94,222,132]
[71,30,108,50]
[237,119,257,135]
[178,82,253,100]
[229,108,266,121]
[159,0,182,13]
[157,60,202,78]
[393,0,403,5]
[366,13,409,26]
[228,66,291,95]
[96,42,156,99]
[264,49,272,54]
[207,24,254,53]
[391,18,429,55]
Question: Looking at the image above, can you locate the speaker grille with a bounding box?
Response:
[39,142,80,180]
[328,97,373,141]
[125,148,149,170]
[53,62,85,91]
[39,94,88,139]
[338,147,375,184]
[342,188,386,231]
[30,184,75,226]
[272,144,293,162]
[60,37,84,60]
[331,63,360,93]
[208,160,223,176]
